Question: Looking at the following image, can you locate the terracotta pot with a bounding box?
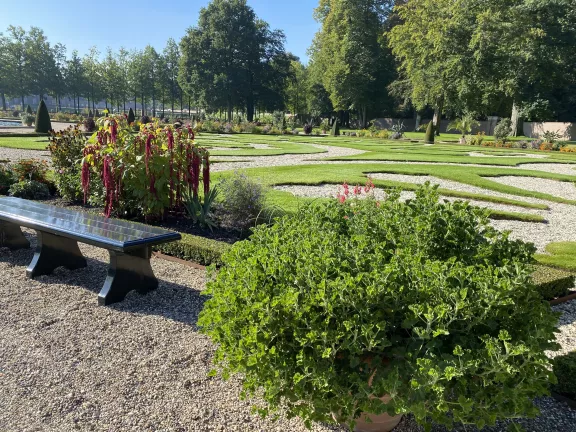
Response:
[353,395,403,432]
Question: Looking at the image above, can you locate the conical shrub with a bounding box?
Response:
[424,121,435,144]
[25,104,33,115]
[34,100,52,133]
[330,119,340,137]
[128,108,135,124]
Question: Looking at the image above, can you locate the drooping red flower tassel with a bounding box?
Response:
[110,120,118,144]
[145,134,153,174]
[103,155,115,218]
[81,162,90,204]
[191,151,201,198]
[202,152,210,195]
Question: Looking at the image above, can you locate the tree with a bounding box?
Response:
[310,0,395,128]
[83,47,102,112]
[3,26,29,109]
[163,38,181,115]
[65,51,85,114]
[50,43,67,111]
[26,27,57,101]
[179,0,289,121]
[285,60,308,115]
[0,32,10,110]
[447,114,480,137]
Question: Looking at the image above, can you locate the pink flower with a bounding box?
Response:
[353,185,361,195]
[343,182,349,196]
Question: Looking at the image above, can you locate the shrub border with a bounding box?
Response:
[152,232,231,267]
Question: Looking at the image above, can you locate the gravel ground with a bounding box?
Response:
[469,151,550,159]
[489,176,576,201]
[0,147,50,163]
[1,232,574,432]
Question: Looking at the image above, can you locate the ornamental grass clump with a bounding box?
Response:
[198,184,559,431]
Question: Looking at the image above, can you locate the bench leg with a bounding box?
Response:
[0,221,30,249]
[98,247,158,306]
[27,231,87,278]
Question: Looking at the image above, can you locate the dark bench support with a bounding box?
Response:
[98,246,158,306]
[27,231,87,278]
[0,221,30,249]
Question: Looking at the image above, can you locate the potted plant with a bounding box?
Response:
[20,113,35,127]
[447,114,480,144]
[199,183,559,431]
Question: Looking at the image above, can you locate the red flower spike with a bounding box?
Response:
[145,134,153,174]
[203,152,210,195]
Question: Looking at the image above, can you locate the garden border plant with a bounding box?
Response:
[199,183,560,431]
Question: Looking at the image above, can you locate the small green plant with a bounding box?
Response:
[0,163,15,195]
[34,100,52,133]
[424,121,435,144]
[531,265,574,300]
[273,111,286,130]
[390,121,406,139]
[25,104,33,115]
[183,187,219,230]
[542,130,562,144]
[494,118,512,142]
[9,180,51,200]
[199,184,559,431]
[218,171,267,231]
[552,352,576,400]
[447,114,480,137]
[11,159,48,183]
[20,113,35,127]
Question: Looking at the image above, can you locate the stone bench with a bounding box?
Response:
[0,197,181,305]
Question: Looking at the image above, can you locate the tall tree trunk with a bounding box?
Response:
[359,105,367,129]
[433,95,445,136]
[180,93,183,117]
[21,94,25,110]
[227,95,232,122]
[1,92,6,111]
[188,96,191,118]
[247,93,254,122]
[141,92,145,116]
[414,108,421,132]
[510,100,523,137]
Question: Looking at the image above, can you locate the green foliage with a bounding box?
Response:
[531,265,574,300]
[9,180,51,199]
[273,111,286,130]
[34,100,52,133]
[183,187,219,230]
[0,163,15,195]
[424,121,435,144]
[536,242,576,272]
[218,171,267,231]
[448,115,480,136]
[11,159,48,183]
[20,113,35,126]
[128,108,135,124]
[48,126,86,201]
[153,232,230,266]
[198,185,558,430]
[542,131,562,144]
[494,119,512,142]
[552,352,576,400]
[25,104,33,115]
[330,119,340,136]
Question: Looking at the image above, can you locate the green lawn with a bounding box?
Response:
[0,136,49,150]
[536,242,576,271]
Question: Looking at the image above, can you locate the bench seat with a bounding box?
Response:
[0,197,182,305]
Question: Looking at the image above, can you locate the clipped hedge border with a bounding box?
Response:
[531,265,575,300]
[153,232,231,267]
[552,351,576,401]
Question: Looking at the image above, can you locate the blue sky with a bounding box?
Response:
[0,0,320,63]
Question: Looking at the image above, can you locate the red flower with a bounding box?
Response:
[202,152,210,195]
[145,134,153,174]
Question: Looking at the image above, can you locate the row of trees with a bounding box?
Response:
[2,0,576,127]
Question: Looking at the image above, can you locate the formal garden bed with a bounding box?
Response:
[1,115,576,431]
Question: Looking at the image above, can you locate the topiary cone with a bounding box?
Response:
[331,119,340,137]
[34,100,52,133]
[128,108,135,124]
[424,121,434,144]
[26,104,33,115]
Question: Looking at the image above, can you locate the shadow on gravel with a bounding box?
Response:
[0,248,207,328]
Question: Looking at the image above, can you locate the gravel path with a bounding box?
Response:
[469,151,549,159]
[1,232,574,432]
[0,147,50,163]
[489,176,576,201]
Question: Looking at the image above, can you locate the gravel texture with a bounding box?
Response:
[488,176,576,201]
[469,151,550,159]
[1,232,575,432]
[0,147,50,163]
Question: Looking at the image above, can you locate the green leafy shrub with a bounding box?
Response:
[48,126,87,201]
[531,265,574,300]
[20,113,35,126]
[11,159,48,183]
[34,100,52,133]
[552,352,576,400]
[424,121,435,144]
[494,118,512,142]
[154,232,230,266]
[273,111,286,130]
[25,104,33,115]
[303,123,313,135]
[218,171,267,231]
[199,185,559,431]
[0,163,15,195]
[128,108,135,124]
[9,180,51,199]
